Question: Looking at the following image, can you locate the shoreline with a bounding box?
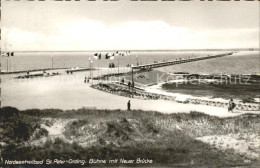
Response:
[92,82,260,114]
[147,81,260,109]
[145,81,254,103]
[1,66,259,116]
[1,51,259,75]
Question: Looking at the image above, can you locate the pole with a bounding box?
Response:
[6,57,9,72]
[89,58,91,80]
[100,66,102,84]
[13,57,15,72]
[114,62,116,77]
[100,68,103,83]
[118,56,119,74]
[98,64,100,83]
[131,67,134,98]
[51,56,53,69]
[9,57,12,72]
[91,61,93,85]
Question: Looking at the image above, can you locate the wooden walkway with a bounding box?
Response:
[132,52,233,70]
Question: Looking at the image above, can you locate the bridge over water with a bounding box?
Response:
[131,52,234,70]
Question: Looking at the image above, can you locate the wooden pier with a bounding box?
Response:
[132,52,233,70]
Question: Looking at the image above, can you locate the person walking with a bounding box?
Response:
[228,98,235,113]
[121,78,125,85]
[128,81,131,90]
[127,100,131,111]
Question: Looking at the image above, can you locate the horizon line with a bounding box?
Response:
[1,48,259,53]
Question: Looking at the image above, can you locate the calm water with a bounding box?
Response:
[1,51,259,74]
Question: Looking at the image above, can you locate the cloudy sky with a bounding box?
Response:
[1,1,259,51]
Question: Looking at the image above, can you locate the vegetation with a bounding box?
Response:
[0,107,259,167]
[0,107,42,144]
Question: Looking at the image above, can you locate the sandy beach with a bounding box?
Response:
[1,2,259,167]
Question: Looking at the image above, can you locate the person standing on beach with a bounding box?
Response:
[128,81,131,90]
[121,78,125,85]
[228,98,235,113]
[127,100,131,111]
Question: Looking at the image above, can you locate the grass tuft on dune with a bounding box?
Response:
[0,107,259,167]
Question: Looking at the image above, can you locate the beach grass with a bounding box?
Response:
[0,106,259,167]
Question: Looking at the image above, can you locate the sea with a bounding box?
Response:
[1,50,259,75]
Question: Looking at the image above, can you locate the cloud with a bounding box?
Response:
[1,19,259,51]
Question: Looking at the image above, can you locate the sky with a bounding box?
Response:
[1,1,259,51]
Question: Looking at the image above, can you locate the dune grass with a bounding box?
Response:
[1,106,259,167]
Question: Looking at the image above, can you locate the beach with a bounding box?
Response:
[1,2,260,167]
[1,66,259,118]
